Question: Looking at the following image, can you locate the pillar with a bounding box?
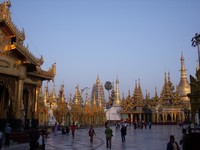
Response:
[139,113,141,121]
[11,78,23,130]
[32,86,40,128]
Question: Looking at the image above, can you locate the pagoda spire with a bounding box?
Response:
[44,84,48,105]
[58,84,65,102]
[93,93,97,106]
[168,72,171,83]
[52,83,57,102]
[145,89,150,99]
[85,92,90,106]
[128,90,131,97]
[133,79,143,101]
[96,74,100,84]
[164,72,167,84]
[154,86,158,98]
[135,80,138,89]
[180,53,187,79]
[73,85,82,105]
[177,53,191,102]
[114,77,121,106]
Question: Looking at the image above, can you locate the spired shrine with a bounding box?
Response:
[0,0,56,131]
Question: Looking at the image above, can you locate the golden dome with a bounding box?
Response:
[177,54,191,102]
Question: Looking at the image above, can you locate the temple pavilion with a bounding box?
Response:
[0,0,55,130]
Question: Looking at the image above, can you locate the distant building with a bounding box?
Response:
[91,75,106,107]
[120,54,191,124]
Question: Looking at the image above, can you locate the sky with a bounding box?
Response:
[7,0,200,100]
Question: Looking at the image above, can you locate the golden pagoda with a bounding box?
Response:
[177,53,191,103]
[70,85,83,125]
[82,92,91,125]
[54,84,68,125]
[0,0,55,130]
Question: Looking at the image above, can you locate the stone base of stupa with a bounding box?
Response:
[106,106,121,122]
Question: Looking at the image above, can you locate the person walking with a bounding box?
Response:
[167,135,180,150]
[4,123,11,148]
[120,125,126,142]
[149,121,152,129]
[88,125,95,143]
[105,126,113,149]
[0,129,3,150]
[71,123,76,139]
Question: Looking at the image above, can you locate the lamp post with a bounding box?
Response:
[192,33,200,67]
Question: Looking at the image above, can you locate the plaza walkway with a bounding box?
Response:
[2,125,183,150]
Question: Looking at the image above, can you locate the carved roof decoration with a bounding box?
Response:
[133,79,143,103]
[0,1,41,65]
[160,72,175,100]
[0,1,56,80]
[0,0,25,41]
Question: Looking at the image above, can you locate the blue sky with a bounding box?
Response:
[9,0,200,99]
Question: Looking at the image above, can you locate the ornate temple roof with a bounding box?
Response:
[133,79,143,102]
[0,0,56,80]
[160,72,175,100]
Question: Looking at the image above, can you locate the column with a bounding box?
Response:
[156,112,159,123]
[16,79,23,119]
[152,112,156,123]
[162,112,165,123]
[34,86,40,119]
[144,114,146,122]
[139,113,141,121]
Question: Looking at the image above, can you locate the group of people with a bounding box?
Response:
[54,122,76,138]
[133,120,152,129]
[1,121,194,150]
[167,128,193,150]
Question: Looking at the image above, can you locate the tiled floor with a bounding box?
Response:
[1,125,183,150]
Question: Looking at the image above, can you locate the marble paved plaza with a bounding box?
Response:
[2,125,183,150]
